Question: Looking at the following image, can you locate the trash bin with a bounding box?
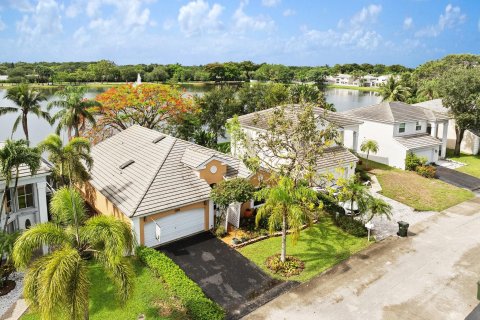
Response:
[397,221,409,237]
[477,281,480,301]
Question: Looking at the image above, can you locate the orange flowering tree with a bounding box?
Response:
[84,84,197,143]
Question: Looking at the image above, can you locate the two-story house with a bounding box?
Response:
[231,105,363,183]
[0,152,51,233]
[342,101,449,169]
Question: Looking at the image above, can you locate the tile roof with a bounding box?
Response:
[235,104,362,131]
[89,125,251,218]
[343,101,449,124]
[394,134,442,150]
[316,146,358,170]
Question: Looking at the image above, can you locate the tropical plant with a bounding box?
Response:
[379,76,411,102]
[0,231,19,288]
[48,86,100,140]
[361,195,392,223]
[0,83,50,141]
[0,140,41,231]
[255,176,319,263]
[12,187,134,320]
[360,139,379,170]
[337,175,369,217]
[38,134,93,187]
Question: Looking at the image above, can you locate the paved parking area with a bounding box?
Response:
[160,232,297,319]
[435,166,480,191]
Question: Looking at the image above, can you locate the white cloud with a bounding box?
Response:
[292,4,383,52]
[73,26,90,46]
[163,18,174,31]
[9,0,34,12]
[415,4,466,37]
[16,0,63,41]
[283,9,295,17]
[178,0,224,36]
[233,1,275,32]
[350,4,381,25]
[403,17,413,29]
[262,0,280,7]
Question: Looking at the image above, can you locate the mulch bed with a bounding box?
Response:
[0,280,16,296]
[265,254,305,278]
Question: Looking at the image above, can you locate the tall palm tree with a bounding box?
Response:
[360,139,379,170]
[0,83,51,142]
[38,134,93,187]
[361,195,392,223]
[0,140,41,231]
[255,176,319,262]
[48,86,100,140]
[13,187,134,320]
[379,77,411,102]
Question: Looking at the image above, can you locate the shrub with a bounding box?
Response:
[355,168,371,182]
[215,226,226,238]
[416,165,436,178]
[405,152,427,171]
[265,254,304,277]
[333,215,367,237]
[317,192,345,215]
[136,246,225,320]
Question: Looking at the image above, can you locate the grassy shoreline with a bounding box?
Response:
[326,84,380,92]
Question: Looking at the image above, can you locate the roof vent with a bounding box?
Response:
[152,136,166,144]
[119,160,135,170]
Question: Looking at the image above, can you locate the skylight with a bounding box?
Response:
[152,136,166,144]
[119,160,135,170]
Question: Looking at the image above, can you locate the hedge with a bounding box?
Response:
[136,246,225,320]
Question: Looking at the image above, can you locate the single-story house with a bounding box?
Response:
[342,101,450,169]
[231,105,362,183]
[414,99,480,155]
[0,144,51,232]
[83,125,263,248]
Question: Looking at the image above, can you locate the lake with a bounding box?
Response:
[0,85,381,146]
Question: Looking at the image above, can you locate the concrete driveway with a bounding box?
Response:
[159,232,297,319]
[244,197,480,320]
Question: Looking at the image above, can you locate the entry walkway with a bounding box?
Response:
[244,197,480,320]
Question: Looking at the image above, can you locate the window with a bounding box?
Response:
[17,184,34,210]
[5,191,12,213]
[416,121,422,131]
[399,123,406,133]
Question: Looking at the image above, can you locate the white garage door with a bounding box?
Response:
[414,148,435,164]
[144,208,205,247]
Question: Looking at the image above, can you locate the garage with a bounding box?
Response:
[413,147,438,164]
[143,208,205,247]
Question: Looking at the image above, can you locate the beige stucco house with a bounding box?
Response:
[83,125,263,248]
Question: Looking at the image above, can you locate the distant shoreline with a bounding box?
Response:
[0,81,381,92]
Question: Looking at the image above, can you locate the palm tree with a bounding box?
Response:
[38,134,93,187]
[48,86,100,140]
[13,187,134,320]
[0,140,41,231]
[338,176,369,217]
[0,83,51,142]
[361,195,392,222]
[255,176,319,262]
[379,77,411,102]
[360,139,379,170]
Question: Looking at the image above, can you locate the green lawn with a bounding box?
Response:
[239,217,370,282]
[21,258,185,320]
[359,159,474,211]
[446,150,480,178]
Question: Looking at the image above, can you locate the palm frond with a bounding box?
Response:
[13,222,71,268]
[50,187,87,226]
[0,106,19,115]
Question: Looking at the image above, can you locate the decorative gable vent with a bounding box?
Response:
[119,160,135,170]
[152,136,166,144]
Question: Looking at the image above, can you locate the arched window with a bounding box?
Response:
[25,219,32,229]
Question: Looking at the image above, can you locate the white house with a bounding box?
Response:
[231,105,362,183]
[83,125,264,248]
[0,155,51,233]
[342,101,450,169]
[414,99,480,155]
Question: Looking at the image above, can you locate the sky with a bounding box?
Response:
[0,0,478,67]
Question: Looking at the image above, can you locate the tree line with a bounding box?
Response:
[0,60,411,84]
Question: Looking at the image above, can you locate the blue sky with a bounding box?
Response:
[0,0,478,67]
